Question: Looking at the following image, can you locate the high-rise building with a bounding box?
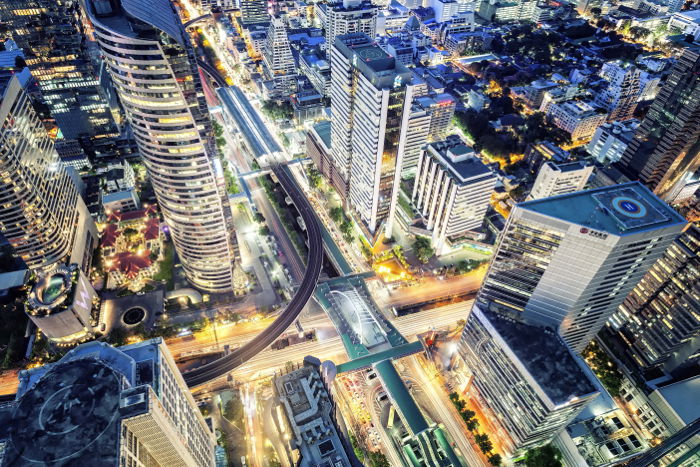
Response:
[587,119,639,165]
[477,182,686,352]
[240,0,270,25]
[0,0,120,159]
[330,33,414,239]
[458,305,599,454]
[412,136,496,254]
[323,0,378,51]
[0,339,215,466]
[611,225,700,373]
[84,0,237,293]
[595,61,641,123]
[617,46,700,201]
[262,16,297,97]
[547,100,608,143]
[0,71,97,273]
[527,161,594,200]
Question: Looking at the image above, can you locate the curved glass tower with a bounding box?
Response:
[84,0,236,292]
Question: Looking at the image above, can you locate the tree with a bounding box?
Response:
[488,454,503,466]
[329,206,344,223]
[466,418,479,432]
[254,212,265,223]
[524,444,563,467]
[307,167,322,188]
[223,397,244,423]
[368,451,390,467]
[413,236,435,263]
[590,6,602,17]
[340,219,353,241]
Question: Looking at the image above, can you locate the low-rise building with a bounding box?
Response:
[412,136,496,254]
[528,161,593,200]
[587,119,639,164]
[547,100,607,142]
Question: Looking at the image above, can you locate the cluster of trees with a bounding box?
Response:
[412,236,435,264]
[524,444,564,467]
[500,24,561,64]
[260,100,293,121]
[583,341,624,397]
[449,393,502,466]
[223,396,244,424]
[455,259,486,274]
[307,167,322,189]
[329,206,354,242]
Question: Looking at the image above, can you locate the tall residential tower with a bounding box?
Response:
[330,32,414,239]
[477,182,686,352]
[84,0,237,292]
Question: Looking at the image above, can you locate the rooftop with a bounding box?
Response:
[335,33,413,89]
[519,182,687,236]
[480,308,598,404]
[655,376,700,425]
[312,120,332,149]
[428,136,494,183]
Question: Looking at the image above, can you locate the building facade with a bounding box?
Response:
[618,45,700,201]
[595,61,641,123]
[323,0,378,51]
[0,72,97,273]
[0,339,216,466]
[587,120,639,165]
[84,0,237,293]
[412,136,496,254]
[611,225,700,373]
[0,0,120,159]
[527,161,593,200]
[477,183,686,352]
[547,100,607,143]
[459,305,599,454]
[240,0,269,25]
[330,33,414,239]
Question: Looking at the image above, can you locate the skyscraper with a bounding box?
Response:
[330,33,414,239]
[240,0,269,25]
[611,225,700,373]
[84,0,237,293]
[262,16,297,97]
[323,0,378,51]
[527,161,593,200]
[0,71,97,272]
[0,339,215,466]
[0,0,120,159]
[617,46,700,201]
[477,182,686,352]
[459,305,599,454]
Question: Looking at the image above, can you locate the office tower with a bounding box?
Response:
[527,161,594,200]
[240,0,270,25]
[330,33,414,239]
[412,136,496,254]
[478,182,686,352]
[0,0,120,159]
[611,225,700,373]
[324,0,379,51]
[459,305,599,454]
[587,120,639,165]
[0,72,98,273]
[595,61,641,123]
[26,263,99,345]
[262,17,297,97]
[0,339,215,466]
[84,0,237,293]
[618,46,700,201]
[273,356,356,466]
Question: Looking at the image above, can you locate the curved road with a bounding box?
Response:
[184,8,237,28]
[184,165,323,387]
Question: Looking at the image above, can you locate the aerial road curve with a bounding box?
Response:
[184,165,323,387]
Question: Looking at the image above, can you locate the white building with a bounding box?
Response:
[547,100,607,142]
[528,161,594,200]
[0,72,97,274]
[458,305,600,455]
[0,339,216,466]
[477,182,686,352]
[330,33,414,239]
[322,0,378,51]
[85,0,237,293]
[587,119,639,164]
[595,61,641,122]
[262,16,298,97]
[412,136,496,254]
[668,9,700,39]
[402,94,457,176]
